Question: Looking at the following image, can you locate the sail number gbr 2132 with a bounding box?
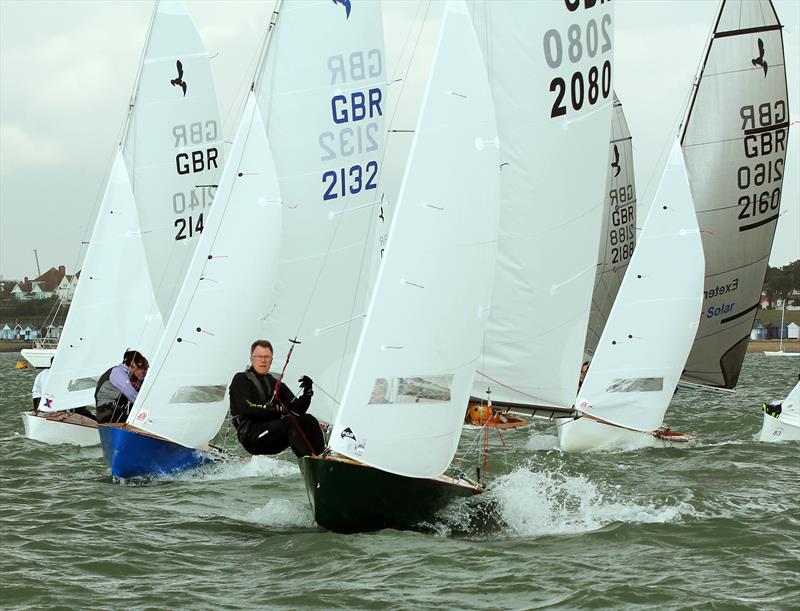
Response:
[544,3,612,118]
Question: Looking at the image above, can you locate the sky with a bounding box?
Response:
[0,0,798,281]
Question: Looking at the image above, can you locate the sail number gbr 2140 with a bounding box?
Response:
[544,6,612,118]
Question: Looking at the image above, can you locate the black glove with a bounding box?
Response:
[298,375,313,396]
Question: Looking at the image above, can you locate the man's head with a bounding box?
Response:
[250,340,273,375]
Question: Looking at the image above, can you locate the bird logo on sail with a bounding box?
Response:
[340,427,357,441]
[751,38,768,77]
[610,144,621,177]
[170,59,188,96]
[332,0,351,19]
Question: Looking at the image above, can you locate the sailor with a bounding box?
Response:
[94,350,149,424]
[578,360,590,391]
[228,339,324,457]
[31,358,52,409]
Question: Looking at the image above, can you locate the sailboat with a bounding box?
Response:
[466,0,615,420]
[19,0,221,446]
[22,153,163,446]
[557,141,705,451]
[760,379,800,441]
[98,0,389,477]
[763,301,798,356]
[99,93,281,478]
[300,0,500,534]
[679,0,791,388]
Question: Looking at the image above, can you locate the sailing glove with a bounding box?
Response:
[299,375,313,396]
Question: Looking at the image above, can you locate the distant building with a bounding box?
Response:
[751,319,767,341]
[788,322,800,340]
[1,324,12,340]
[10,266,79,301]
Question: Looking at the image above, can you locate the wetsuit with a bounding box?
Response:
[228,368,324,457]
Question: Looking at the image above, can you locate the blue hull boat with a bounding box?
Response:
[98,423,218,479]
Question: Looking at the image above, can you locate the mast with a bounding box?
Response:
[119,0,159,150]
[252,0,283,95]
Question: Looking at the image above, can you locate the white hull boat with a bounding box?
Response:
[558,416,693,452]
[759,381,800,442]
[20,348,57,369]
[762,351,800,357]
[22,411,99,446]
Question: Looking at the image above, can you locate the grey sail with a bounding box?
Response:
[584,93,637,359]
[681,0,789,389]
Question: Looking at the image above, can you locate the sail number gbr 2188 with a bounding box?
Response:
[545,2,613,118]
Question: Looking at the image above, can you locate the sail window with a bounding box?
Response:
[368,375,454,404]
[606,378,664,393]
[68,376,100,392]
[168,385,227,404]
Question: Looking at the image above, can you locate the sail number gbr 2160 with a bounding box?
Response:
[544,9,612,118]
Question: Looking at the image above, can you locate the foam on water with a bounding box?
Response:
[487,462,694,537]
[168,455,300,482]
[526,432,559,451]
[237,498,316,529]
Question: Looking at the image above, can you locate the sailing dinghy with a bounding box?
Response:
[557,141,705,451]
[760,379,800,442]
[21,0,220,446]
[301,0,500,533]
[98,93,281,478]
[679,0,791,388]
[465,0,615,422]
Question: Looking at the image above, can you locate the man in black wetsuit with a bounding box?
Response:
[228,339,324,457]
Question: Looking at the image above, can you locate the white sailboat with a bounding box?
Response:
[466,0,615,417]
[760,380,800,441]
[301,0,500,533]
[100,93,282,478]
[584,93,637,361]
[558,142,705,451]
[680,0,791,388]
[21,0,219,446]
[763,301,798,356]
[22,153,163,446]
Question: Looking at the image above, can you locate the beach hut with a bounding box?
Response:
[750,319,767,341]
[788,322,799,340]
[1,324,12,340]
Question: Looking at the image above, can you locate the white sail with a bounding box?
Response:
[574,141,705,433]
[468,1,615,408]
[584,93,636,359]
[126,94,282,449]
[329,0,499,479]
[41,152,163,412]
[681,0,789,389]
[254,0,386,424]
[123,0,224,322]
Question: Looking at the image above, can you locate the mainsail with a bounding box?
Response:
[330,0,499,479]
[468,1,615,408]
[584,93,637,359]
[126,94,282,449]
[123,0,224,323]
[254,0,387,424]
[681,0,790,389]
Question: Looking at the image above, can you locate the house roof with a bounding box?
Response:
[33,267,65,293]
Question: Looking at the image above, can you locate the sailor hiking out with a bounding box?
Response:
[229,340,324,457]
[95,350,149,424]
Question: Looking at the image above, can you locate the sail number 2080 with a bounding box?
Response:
[322,161,378,201]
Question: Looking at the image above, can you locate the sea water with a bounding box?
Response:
[1,353,797,609]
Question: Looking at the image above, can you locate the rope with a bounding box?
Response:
[272,338,318,456]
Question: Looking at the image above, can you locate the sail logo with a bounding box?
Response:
[44,398,53,408]
[332,0,351,19]
[170,60,188,96]
[751,38,768,77]
[135,410,148,423]
[610,144,621,177]
[340,427,356,441]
